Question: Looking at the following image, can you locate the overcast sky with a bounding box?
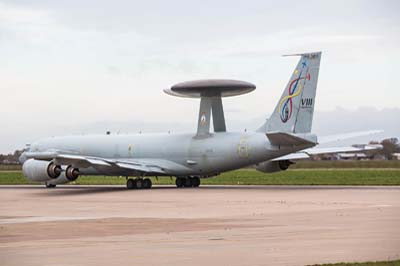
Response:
[1,0,399,153]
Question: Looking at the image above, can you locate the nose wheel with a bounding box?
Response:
[126,178,152,189]
[45,182,56,188]
[176,177,200,188]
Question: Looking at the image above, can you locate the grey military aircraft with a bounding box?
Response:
[19,52,379,189]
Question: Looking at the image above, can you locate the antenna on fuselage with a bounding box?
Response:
[164,79,256,136]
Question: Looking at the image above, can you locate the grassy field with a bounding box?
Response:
[1,168,399,185]
[308,260,400,266]
[0,164,22,171]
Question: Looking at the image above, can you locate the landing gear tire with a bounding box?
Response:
[143,178,152,189]
[45,183,56,188]
[175,177,184,188]
[191,177,200,187]
[126,178,137,189]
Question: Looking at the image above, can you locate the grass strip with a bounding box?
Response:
[1,169,399,186]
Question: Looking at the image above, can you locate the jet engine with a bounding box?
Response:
[22,159,79,183]
[22,159,62,181]
[255,160,292,173]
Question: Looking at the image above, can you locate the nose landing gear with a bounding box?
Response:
[45,182,57,188]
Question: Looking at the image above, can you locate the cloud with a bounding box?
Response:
[0,2,49,24]
[106,66,121,76]
[0,1,399,153]
[0,2,53,44]
[218,30,384,59]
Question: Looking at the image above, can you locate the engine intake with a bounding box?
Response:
[47,163,62,179]
[65,166,79,181]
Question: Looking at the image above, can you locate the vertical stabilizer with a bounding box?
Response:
[260,52,321,133]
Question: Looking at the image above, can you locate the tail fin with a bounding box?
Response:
[259,52,321,133]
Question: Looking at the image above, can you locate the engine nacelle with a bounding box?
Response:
[22,159,80,184]
[22,159,62,181]
[255,160,292,173]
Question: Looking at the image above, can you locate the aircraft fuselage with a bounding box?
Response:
[24,131,312,177]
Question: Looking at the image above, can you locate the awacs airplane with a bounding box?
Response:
[19,52,380,189]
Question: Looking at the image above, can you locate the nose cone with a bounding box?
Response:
[19,152,28,164]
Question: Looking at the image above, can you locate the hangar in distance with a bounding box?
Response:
[19,52,380,189]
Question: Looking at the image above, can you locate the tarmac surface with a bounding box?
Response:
[0,185,399,266]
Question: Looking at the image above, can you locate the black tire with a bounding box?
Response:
[192,177,200,187]
[175,178,184,188]
[45,183,56,188]
[126,179,136,189]
[143,178,152,189]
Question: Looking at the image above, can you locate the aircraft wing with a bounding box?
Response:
[272,144,382,161]
[23,151,175,175]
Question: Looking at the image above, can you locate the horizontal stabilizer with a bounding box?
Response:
[272,144,382,161]
[305,144,382,155]
[318,130,383,144]
[266,132,317,146]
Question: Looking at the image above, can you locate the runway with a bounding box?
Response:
[0,185,399,266]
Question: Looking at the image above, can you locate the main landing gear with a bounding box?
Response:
[126,178,152,189]
[125,176,200,189]
[175,176,200,188]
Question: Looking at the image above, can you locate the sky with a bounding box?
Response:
[0,0,399,153]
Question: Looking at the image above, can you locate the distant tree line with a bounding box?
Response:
[0,150,23,165]
[370,137,400,160]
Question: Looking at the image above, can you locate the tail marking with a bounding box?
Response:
[278,60,311,123]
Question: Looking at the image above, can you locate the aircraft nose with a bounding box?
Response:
[19,152,28,164]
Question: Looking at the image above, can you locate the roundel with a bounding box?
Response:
[200,113,207,125]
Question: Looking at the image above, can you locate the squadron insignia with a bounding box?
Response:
[200,112,207,125]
